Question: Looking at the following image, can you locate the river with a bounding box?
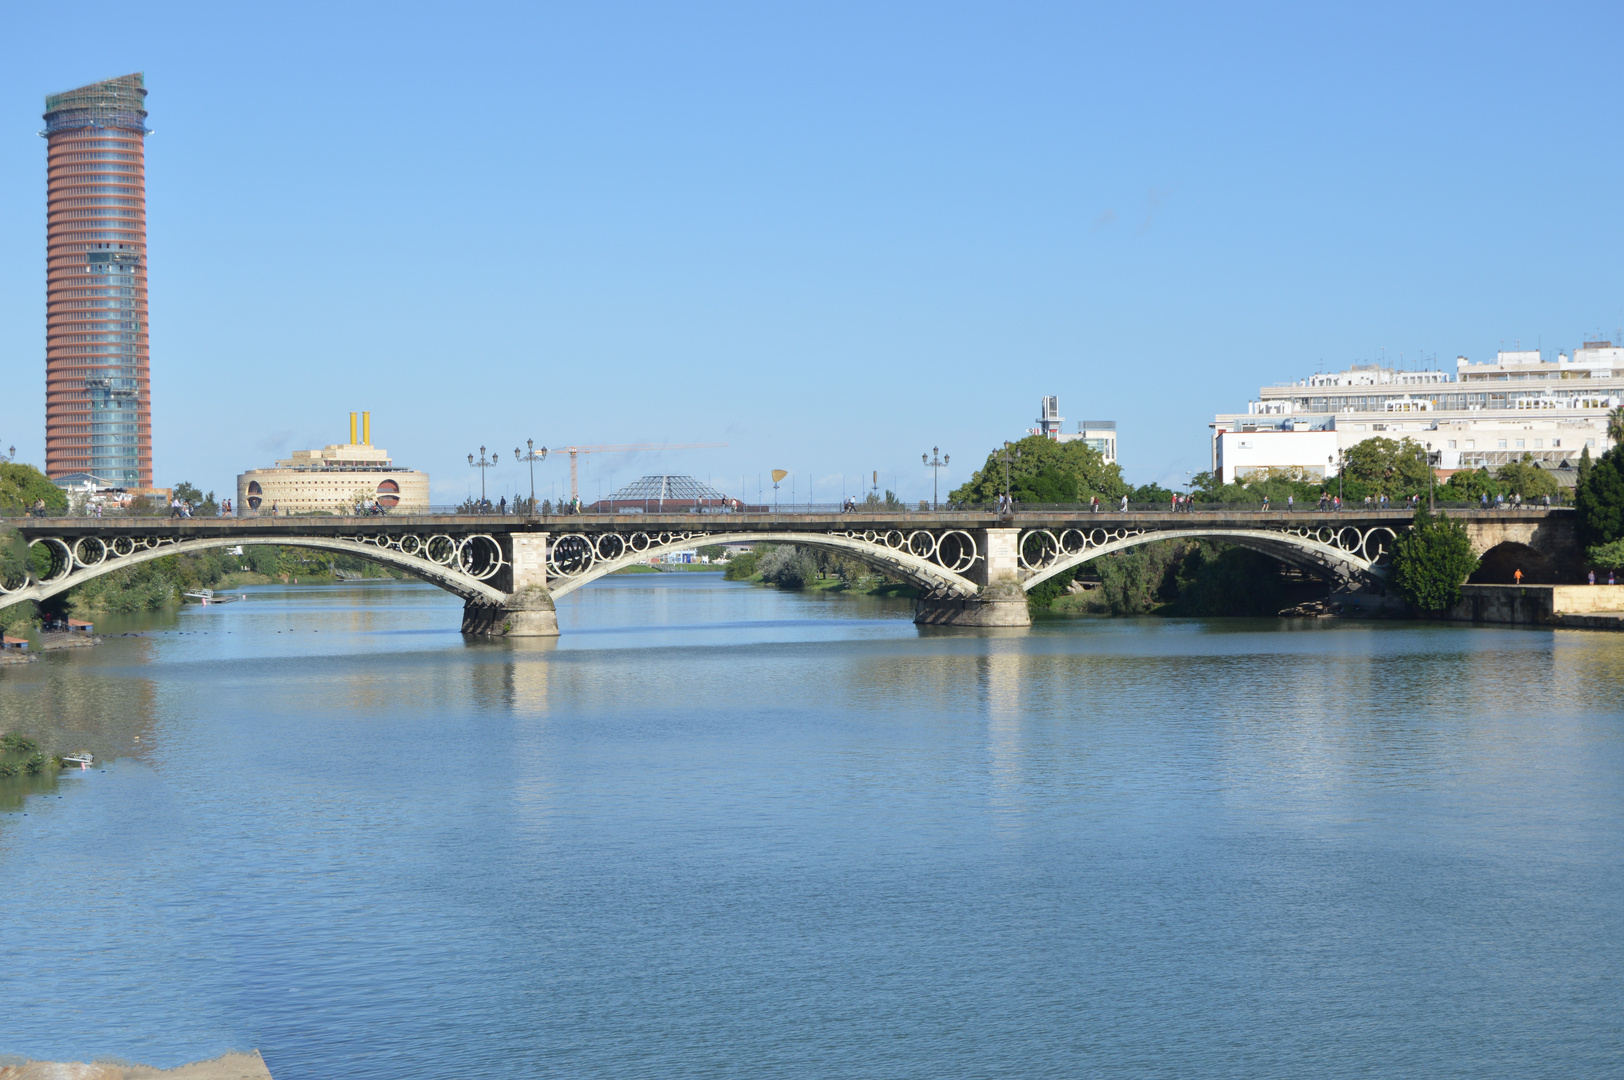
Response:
[1,574,1621,1078]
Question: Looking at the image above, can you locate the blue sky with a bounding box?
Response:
[2,1,1621,504]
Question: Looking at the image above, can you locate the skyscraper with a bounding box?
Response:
[42,73,151,488]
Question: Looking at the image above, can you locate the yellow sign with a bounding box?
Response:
[771,469,788,483]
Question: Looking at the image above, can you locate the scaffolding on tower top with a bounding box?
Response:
[43,72,149,136]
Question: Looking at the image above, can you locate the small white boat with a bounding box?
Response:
[61,753,93,769]
[183,589,246,605]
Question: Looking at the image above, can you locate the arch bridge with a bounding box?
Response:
[0,508,1577,633]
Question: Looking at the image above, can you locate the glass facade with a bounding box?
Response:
[42,74,151,488]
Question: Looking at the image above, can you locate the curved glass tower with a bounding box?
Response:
[42,73,151,488]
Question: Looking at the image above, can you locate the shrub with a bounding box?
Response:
[757,545,820,589]
[723,548,763,580]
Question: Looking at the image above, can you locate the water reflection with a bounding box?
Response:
[3,578,1624,1078]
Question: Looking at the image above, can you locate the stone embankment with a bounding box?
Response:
[1446,584,1624,629]
[0,1052,272,1079]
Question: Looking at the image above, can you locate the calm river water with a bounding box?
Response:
[1,574,1621,1078]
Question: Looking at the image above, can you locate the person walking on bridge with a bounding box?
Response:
[1120,494,1128,512]
[1514,568,1523,586]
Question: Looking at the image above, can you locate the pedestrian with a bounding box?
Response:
[1481,492,1489,508]
[499,496,507,515]
[1261,494,1269,512]
[1514,568,1523,585]
[1589,569,1596,585]
[1287,494,1294,511]
[1334,495,1341,511]
[1120,494,1128,511]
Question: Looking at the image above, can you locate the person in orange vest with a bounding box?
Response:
[1513,568,1523,585]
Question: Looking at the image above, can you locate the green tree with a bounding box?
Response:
[1608,406,1624,446]
[1575,446,1624,547]
[1438,467,1500,503]
[1339,436,1433,498]
[0,527,30,593]
[172,481,219,517]
[1131,482,1176,504]
[950,435,1127,505]
[1585,539,1624,570]
[0,463,68,515]
[1391,508,1480,614]
[1495,457,1558,500]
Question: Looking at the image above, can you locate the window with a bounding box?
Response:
[1534,439,1543,448]
[1553,439,1561,448]
[1466,440,1475,449]
[1515,439,1526,449]
[1447,440,1457,449]
[1588,438,1597,448]
[1497,440,1507,449]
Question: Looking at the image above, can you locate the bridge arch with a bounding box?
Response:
[0,535,508,610]
[1017,527,1394,593]
[547,530,981,599]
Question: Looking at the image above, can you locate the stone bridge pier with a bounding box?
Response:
[460,534,559,636]
[914,527,1032,628]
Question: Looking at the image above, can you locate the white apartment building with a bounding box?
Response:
[1211,343,1622,483]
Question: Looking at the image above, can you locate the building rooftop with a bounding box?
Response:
[603,475,728,502]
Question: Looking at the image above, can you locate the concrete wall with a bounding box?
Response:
[1445,584,1624,625]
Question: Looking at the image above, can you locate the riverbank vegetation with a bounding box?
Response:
[1033,540,1314,617]
[724,543,918,597]
[0,733,66,779]
[53,545,408,617]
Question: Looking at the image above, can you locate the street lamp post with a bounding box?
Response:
[514,439,547,514]
[1329,453,1342,507]
[998,441,1022,515]
[1423,442,1435,512]
[922,447,949,509]
[468,446,499,510]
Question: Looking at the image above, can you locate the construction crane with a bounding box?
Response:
[542,442,727,502]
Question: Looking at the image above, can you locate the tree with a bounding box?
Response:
[1585,539,1624,570]
[0,527,29,588]
[0,463,68,515]
[1495,457,1558,500]
[950,435,1127,505]
[1131,482,1176,504]
[1575,446,1624,547]
[172,481,219,517]
[1608,406,1624,446]
[1391,508,1480,614]
[1438,468,1499,503]
[1339,436,1433,498]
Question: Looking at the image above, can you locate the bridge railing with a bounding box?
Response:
[3,497,1569,525]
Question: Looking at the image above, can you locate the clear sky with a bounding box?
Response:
[2,1,1621,505]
